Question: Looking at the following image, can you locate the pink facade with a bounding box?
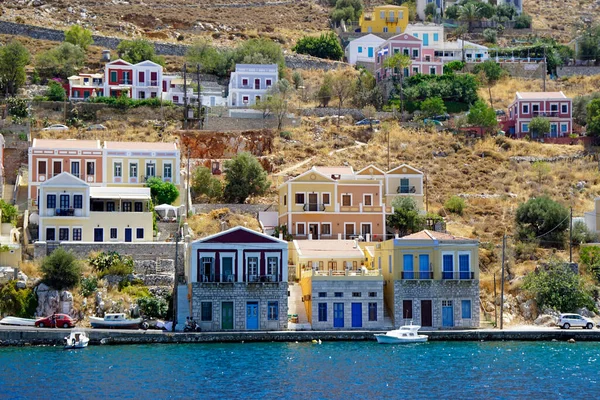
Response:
[504,92,573,138]
[374,33,443,82]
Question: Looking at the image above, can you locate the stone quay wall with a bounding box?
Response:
[191,282,288,331]
[393,280,480,329]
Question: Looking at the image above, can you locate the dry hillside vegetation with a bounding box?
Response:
[525,0,599,36]
[188,208,261,238]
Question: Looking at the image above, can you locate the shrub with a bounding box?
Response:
[121,284,151,298]
[80,276,98,297]
[0,281,37,318]
[35,42,86,80]
[0,200,18,225]
[292,71,303,90]
[64,24,94,50]
[444,196,466,215]
[191,166,223,202]
[482,29,498,44]
[516,196,569,247]
[117,39,165,65]
[420,96,446,118]
[514,240,539,263]
[46,80,66,101]
[514,13,532,29]
[89,251,127,272]
[572,222,599,246]
[137,296,168,319]
[529,117,550,138]
[293,32,343,60]
[280,131,292,140]
[579,246,600,282]
[223,153,270,203]
[40,248,82,290]
[330,0,363,23]
[445,4,460,19]
[146,177,180,205]
[6,97,29,118]
[387,197,424,236]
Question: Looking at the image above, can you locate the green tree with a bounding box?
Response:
[233,38,285,78]
[444,195,466,215]
[0,200,18,225]
[293,32,344,60]
[579,245,600,281]
[529,117,551,139]
[387,197,424,236]
[467,100,497,133]
[476,2,495,19]
[384,53,412,120]
[64,24,94,50]
[420,96,446,119]
[41,248,82,290]
[514,13,532,29]
[495,3,517,20]
[292,71,304,90]
[459,3,479,32]
[223,153,270,203]
[137,296,168,319]
[531,161,550,184]
[572,222,599,247]
[352,68,380,109]
[317,74,333,107]
[573,93,600,126]
[445,4,460,19]
[522,259,596,313]
[192,166,223,202]
[586,98,600,137]
[46,80,66,101]
[330,0,363,23]
[330,69,356,126]
[0,281,37,318]
[443,60,465,74]
[473,60,503,108]
[516,196,569,247]
[186,39,234,77]
[35,42,86,80]
[146,177,180,205]
[117,39,165,65]
[482,28,498,44]
[424,3,436,19]
[0,41,30,96]
[253,79,292,130]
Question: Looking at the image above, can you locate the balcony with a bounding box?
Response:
[397,185,417,194]
[532,111,560,117]
[386,16,397,23]
[303,269,381,280]
[248,274,279,283]
[303,203,326,212]
[119,80,132,85]
[199,274,236,283]
[55,208,76,217]
[442,271,475,280]
[401,271,434,280]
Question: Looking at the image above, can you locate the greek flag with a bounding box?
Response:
[377,48,389,56]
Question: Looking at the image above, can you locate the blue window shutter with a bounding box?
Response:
[358,46,362,53]
[403,254,413,279]
[461,300,471,319]
[434,33,439,42]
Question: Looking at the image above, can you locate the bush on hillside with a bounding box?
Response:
[117,39,165,65]
[387,197,424,236]
[515,196,569,248]
[0,281,37,318]
[41,248,82,290]
[35,42,86,80]
[572,221,599,246]
[146,177,180,205]
[444,196,466,216]
[0,200,18,225]
[579,245,600,282]
[191,166,223,202]
[65,24,94,50]
[514,13,532,29]
[293,33,343,60]
[137,296,168,319]
[223,153,270,203]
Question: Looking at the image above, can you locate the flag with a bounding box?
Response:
[377,48,389,56]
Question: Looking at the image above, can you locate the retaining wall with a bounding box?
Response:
[557,66,600,78]
[192,203,275,214]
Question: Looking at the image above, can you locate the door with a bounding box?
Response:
[442,300,454,327]
[308,193,318,211]
[421,300,432,327]
[309,224,319,239]
[333,303,344,328]
[210,97,216,106]
[550,124,558,137]
[222,257,233,282]
[71,162,80,179]
[423,33,429,46]
[419,254,430,279]
[93,228,103,242]
[125,228,132,242]
[246,302,259,330]
[222,302,234,330]
[367,47,373,58]
[345,224,354,239]
[254,78,260,90]
[351,303,362,328]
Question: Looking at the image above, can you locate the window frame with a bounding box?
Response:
[267,301,279,321]
[136,228,144,240]
[318,303,327,322]
[72,227,82,241]
[110,227,118,240]
[201,301,213,321]
[461,299,472,319]
[368,302,377,321]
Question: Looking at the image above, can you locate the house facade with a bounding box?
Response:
[359,5,409,34]
[434,40,489,62]
[504,91,573,138]
[227,64,278,107]
[37,172,153,242]
[68,73,104,100]
[189,227,288,331]
[404,23,444,49]
[374,33,444,82]
[161,76,227,107]
[345,34,386,68]
[278,164,424,240]
[378,230,480,329]
[292,240,387,330]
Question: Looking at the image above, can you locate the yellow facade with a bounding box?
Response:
[359,5,409,34]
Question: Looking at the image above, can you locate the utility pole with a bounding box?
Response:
[569,206,573,263]
[500,234,506,330]
[186,147,191,218]
[493,272,497,328]
[542,46,546,92]
[196,64,202,130]
[425,171,429,213]
[172,222,180,332]
[387,125,390,171]
[182,63,188,130]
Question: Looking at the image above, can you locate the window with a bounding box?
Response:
[321,223,331,236]
[399,11,404,19]
[110,71,117,82]
[146,163,156,178]
[72,228,82,241]
[459,253,470,279]
[430,66,436,75]
[433,33,439,42]
[283,195,287,206]
[110,228,118,239]
[561,104,568,113]
[322,193,330,205]
[38,161,47,175]
[267,301,279,321]
[295,193,305,204]
[400,178,410,193]
[561,123,568,133]
[123,202,132,212]
[138,91,145,100]
[47,194,56,209]
[412,49,418,58]
[522,104,529,114]
[334,292,343,298]
[318,292,327,298]
[388,255,392,274]
[71,161,80,178]
[550,104,558,112]
[318,303,327,322]
[461,300,472,319]
[164,163,172,179]
[352,292,362,298]
[358,46,363,53]
[130,163,138,178]
[442,254,454,279]
[59,228,69,241]
[136,228,144,239]
[368,303,377,321]
[107,202,115,212]
[266,79,272,87]
[201,302,212,321]
[46,228,55,241]
[242,78,248,86]
[138,71,145,83]
[73,195,83,209]
[242,96,249,104]
[114,162,122,178]
[53,161,62,176]
[383,27,388,33]
[59,194,69,209]
[403,48,409,56]
[364,194,372,206]
[532,104,539,113]
[296,223,305,235]
[369,292,377,298]
[522,123,529,133]
[342,194,351,206]
[419,254,430,279]
[267,257,278,278]
[402,300,413,319]
[173,96,179,103]
[133,202,142,212]
[380,10,385,18]
[412,66,419,75]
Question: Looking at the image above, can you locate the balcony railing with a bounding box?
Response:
[248,274,279,283]
[199,274,236,283]
[119,80,132,85]
[532,111,560,117]
[55,208,75,216]
[397,185,417,194]
[401,271,434,280]
[386,16,397,23]
[442,271,475,280]
[303,203,326,212]
[304,269,380,278]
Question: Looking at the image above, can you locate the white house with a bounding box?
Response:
[404,23,445,49]
[434,40,490,62]
[345,34,386,67]
[162,76,227,107]
[227,64,278,108]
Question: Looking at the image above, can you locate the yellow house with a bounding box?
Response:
[37,172,153,242]
[359,5,409,34]
[291,239,386,330]
[377,230,480,329]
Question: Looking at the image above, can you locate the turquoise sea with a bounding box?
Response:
[0,341,598,399]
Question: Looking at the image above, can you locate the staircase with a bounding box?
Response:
[287,282,311,330]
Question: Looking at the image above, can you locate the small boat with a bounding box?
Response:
[89,313,142,329]
[64,331,89,349]
[374,324,428,344]
[0,316,36,327]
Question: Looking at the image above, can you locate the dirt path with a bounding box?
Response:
[275,141,367,176]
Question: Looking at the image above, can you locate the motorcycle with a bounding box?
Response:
[184,320,201,332]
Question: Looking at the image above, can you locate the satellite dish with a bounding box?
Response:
[29,212,39,225]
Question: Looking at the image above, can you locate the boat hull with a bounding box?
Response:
[89,317,142,329]
[374,334,428,344]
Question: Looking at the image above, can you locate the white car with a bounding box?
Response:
[42,124,69,131]
[558,313,595,329]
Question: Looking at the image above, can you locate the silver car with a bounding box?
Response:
[558,313,595,329]
[42,124,68,131]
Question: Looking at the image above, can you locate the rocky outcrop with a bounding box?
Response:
[179,130,275,159]
[34,283,74,317]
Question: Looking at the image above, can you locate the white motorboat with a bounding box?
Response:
[64,331,89,349]
[89,313,143,329]
[0,316,36,326]
[374,324,428,344]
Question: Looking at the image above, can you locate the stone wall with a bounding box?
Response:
[191,282,288,331]
[465,62,545,80]
[204,116,299,132]
[179,129,275,158]
[284,54,348,71]
[300,107,393,120]
[557,66,600,78]
[192,203,275,215]
[393,280,480,329]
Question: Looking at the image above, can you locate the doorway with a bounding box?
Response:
[351,303,362,328]
[442,300,454,327]
[125,228,132,242]
[333,303,344,328]
[421,300,432,327]
[222,302,234,330]
[246,302,259,330]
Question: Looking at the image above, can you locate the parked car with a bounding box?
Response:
[355,118,380,126]
[42,124,68,131]
[432,113,450,121]
[558,313,595,329]
[86,124,107,131]
[423,119,443,126]
[35,313,75,328]
[495,109,506,116]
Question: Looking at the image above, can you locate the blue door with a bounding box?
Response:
[550,124,558,137]
[125,228,132,242]
[246,302,259,330]
[93,228,103,242]
[442,301,454,327]
[351,303,362,328]
[423,33,429,46]
[333,303,344,328]
[368,47,374,58]
[419,254,430,279]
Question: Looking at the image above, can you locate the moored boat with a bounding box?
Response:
[64,332,89,349]
[0,316,36,326]
[374,324,428,344]
[89,313,142,329]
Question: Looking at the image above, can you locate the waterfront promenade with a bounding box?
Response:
[2,325,600,346]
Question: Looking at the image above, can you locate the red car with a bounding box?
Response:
[35,314,75,328]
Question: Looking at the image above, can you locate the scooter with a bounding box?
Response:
[184,320,201,332]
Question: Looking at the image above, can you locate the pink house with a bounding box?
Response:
[374,33,443,82]
[504,91,573,138]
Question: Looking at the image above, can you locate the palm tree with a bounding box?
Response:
[383,53,412,122]
[458,3,478,33]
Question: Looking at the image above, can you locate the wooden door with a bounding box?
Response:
[421,300,432,327]
[222,302,234,330]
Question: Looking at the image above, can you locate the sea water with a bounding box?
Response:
[0,341,598,399]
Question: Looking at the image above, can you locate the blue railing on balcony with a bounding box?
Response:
[401,271,434,280]
[397,185,416,194]
[442,271,475,280]
[303,203,326,212]
[55,208,75,216]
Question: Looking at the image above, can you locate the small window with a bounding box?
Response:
[173,96,179,103]
[130,163,138,178]
[73,195,83,209]
[358,46,363,53]
[318,303,327,322]
[107,202,115,212]
[47,194,56,209]
[123,202,132,212]
[522,104,529,114]
[87,162,95,175]
[46,228,56,241]
[561,104,568,113]
[433,33,439,42]
[430,66,436,75]
[72,228,82,241]
[342,194,351,206]
[550,104,558,112]
[322,224,331,235]
[38,161,47,174]
[364,194,372,206]
[295,193,305,204]
[322,193,330,205]
[352,292,362,298]
[297,224,305,235]
[267,301,279,321]
[110,228,118,239]
[164,163,172,179]
[266,79,272,87]
[135,202,143,212]
[368,303,377,321]
[114,162,122,178]
[461,300,472,319]
[283,195,287,206]
[369,292,377,298]
[412,49,418,58]
[59,228,69,241]
[242,78,248,86]
[242,96,249,104]
[201,302,212,321]
[136,228,144,239]
[334,292,343,298]
[318,292,327,298]
[522,123,529,133]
